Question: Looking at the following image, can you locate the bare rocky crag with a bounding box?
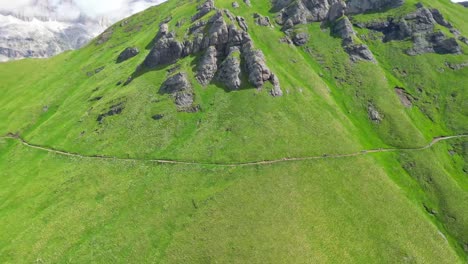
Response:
[140,0,283,111]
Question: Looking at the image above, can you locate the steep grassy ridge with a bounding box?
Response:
[0,0,467,262]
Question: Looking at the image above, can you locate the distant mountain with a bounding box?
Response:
[0,0,162,61]
[459,1,468,7]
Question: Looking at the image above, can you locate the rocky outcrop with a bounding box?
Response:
[117,47,139,63]
[216,47,242,90]
[160,72,197,111]
[346,0,404,15]
[272,0,378,62]
[142,0,283,96]
[357,4,462,55]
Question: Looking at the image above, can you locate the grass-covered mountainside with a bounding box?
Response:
[0,0,467,262]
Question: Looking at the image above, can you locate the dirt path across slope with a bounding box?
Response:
[0,134,466,167]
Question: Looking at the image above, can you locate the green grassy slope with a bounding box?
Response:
[0,0,467,262]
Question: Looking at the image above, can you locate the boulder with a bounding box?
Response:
[117,47,139,63]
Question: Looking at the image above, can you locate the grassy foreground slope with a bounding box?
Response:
[0,0,467,262]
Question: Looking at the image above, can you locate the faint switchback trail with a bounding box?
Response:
[0,134,467,167]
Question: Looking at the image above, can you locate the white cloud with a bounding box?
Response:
[0,0,166,21]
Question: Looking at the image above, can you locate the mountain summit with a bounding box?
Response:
[0,0,467,263]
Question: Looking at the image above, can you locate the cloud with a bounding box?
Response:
[0,0,166,21]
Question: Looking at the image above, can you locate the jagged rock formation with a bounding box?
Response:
[355,4,463,55]
[117,47,140,63]
[142,0,283,105]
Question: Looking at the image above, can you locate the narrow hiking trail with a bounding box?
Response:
[0,134,467,167]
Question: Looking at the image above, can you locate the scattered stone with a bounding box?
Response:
[42,105,49,112]
[368,104,383,123]
[292,32,310,46]
[90,96,103,102]
[97,103,124,123]
[232,1,239,8]
[124,76,133,86]
[243,0,251,7]
[152,114,164,120]
[117,47,140,63]
[395,87,413,107]
[446,61,468,70]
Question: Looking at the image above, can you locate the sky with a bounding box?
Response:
[0,0,167,21]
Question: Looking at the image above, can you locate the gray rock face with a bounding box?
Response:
[328,1,346,22]
[197,46,218,86]
[346,0,404,15]
[160,72,196,111]
[217,47,242,90]
[143,0,283,96]
[242,41,273,88]
[144,37,184,67]
[117,47,139,63]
